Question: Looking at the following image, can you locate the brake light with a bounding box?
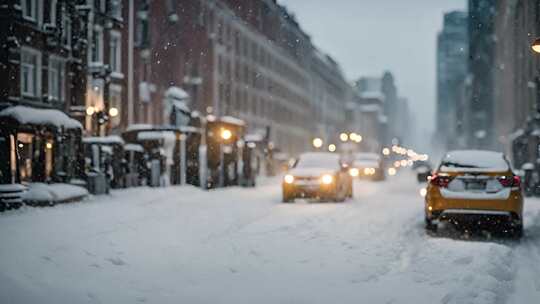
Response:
[498,175,520,188]
[430,174,452,188]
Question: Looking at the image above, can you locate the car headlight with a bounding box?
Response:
[284,174,295,184]
[363,168,371,175]
[349,168,359,177]
[321,174,334,184]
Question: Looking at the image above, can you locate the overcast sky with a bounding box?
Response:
[279,0,466,139]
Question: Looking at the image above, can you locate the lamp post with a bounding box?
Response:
[219,128,232,187]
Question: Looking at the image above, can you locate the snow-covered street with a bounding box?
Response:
[1,171,540,304]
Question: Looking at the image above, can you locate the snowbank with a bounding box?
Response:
[23,183,88,205]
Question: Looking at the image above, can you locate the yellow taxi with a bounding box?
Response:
[424,150,523,237]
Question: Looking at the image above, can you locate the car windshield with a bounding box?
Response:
[3,1,540,303]
[295,153,340,169]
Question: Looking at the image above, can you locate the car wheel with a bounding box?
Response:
[282,191,294,203]
[509,224,523,239]
[425,216,437,233]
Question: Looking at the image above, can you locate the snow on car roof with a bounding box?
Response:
[440,150,509,172]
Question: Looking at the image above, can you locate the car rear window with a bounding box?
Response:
[439,150,509,172]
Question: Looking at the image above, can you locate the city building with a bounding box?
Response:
[436,10,468,150]
[466,0,497,149]
[0,0,85,185]
[124,0,354,155]
[79,0,127,136]
[493,0,540,156]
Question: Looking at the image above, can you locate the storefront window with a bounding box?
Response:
[17,133,34,182]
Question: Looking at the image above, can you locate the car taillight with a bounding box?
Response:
[498,175,520,188]
[430,174,452,188]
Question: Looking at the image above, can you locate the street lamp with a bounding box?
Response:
[532,37,540,53]
[108,107,119,118]
[312,137,323,149]
[86,106,96,116]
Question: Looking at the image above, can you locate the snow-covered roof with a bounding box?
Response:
[165,86,189,100]
[124,143,144,152]
[0,105,82,130]
[221,116,245,126]
[126,124,154,132]
[137,131,176,141]
[178,125,199,133]
[440,150,509,172]
[82,135,125,145]
[245,133,264,142]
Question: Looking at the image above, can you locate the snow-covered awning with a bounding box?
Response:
[124,143,144,152]
[0,105,82,130]
[221,116,245,126]
[82,135,125,145]
[126,124,154,132]
[245,133,264,142]
[137,131,176,141]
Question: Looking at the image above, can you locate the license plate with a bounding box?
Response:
[466,181,486,191]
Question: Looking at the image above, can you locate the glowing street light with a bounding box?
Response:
[328,144,336,152]
[86,106,96,116]
[382,147,390,156]
[339,133,349,142]
[108,107,119,117]
[532,37,540,53]
[221,128,232,141]
[312,137,323,149]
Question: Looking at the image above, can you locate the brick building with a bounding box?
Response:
[127,0,353,155]
[0,0,86,185]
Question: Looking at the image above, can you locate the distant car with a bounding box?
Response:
[349,152,385,181]
[282,152,352,202]
[424,150,523,238]
[414,161,432,183]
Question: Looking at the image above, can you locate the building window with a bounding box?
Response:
[110,0,123,19]
[91,26,104,64]
[135,11,149,47]
[109,85,122,127]
[21,47,41,98]
[61,11,72,48]
[45,0,57,25]
[21,0,39,22]
[110,31,122,74]
[48,56,65,102]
